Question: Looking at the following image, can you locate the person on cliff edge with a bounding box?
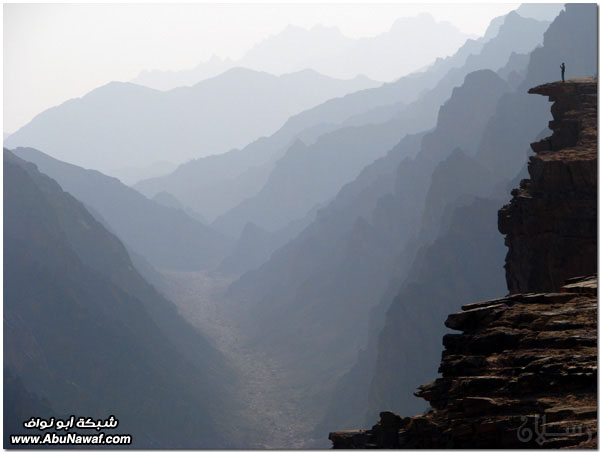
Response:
[560,62,566,82]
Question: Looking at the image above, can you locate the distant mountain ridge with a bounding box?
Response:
[11,146,232,272]
[134,11,550,228]
[132,13,472,90]
[208,12,550,239]
[5,68,379,173]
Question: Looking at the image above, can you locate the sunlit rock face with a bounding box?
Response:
[330,276,597,449]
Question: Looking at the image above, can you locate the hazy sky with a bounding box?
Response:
[3,2,521,133]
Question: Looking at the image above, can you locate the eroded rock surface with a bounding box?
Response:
[499,79,597,294]
[329,277,597,448]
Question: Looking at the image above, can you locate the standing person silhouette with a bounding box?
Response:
[560,62,566,82]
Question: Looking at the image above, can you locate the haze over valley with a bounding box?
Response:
[4,3,597,449]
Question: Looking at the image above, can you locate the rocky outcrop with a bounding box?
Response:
[498,79,597,294]
[328,80,598,448]
[329,276,597,448]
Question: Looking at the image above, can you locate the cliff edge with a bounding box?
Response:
[328,79,598,448]
[499,79,597,294]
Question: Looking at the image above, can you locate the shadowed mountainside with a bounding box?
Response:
[328,66,597,452]
[211,14,558,436]
[339,3,597,431]
[11,147,232,272]
[319,3,597,435]
[224,67,515,442]
[3,150,237,448]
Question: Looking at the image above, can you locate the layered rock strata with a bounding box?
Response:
[498,79,597,294]
[328,80,598,448]
[329,276,597,448]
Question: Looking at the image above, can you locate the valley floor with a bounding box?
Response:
[160,271,329,449]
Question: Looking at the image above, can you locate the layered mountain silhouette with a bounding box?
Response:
[4,150,236,448]
[215,6,596,441]
[321,2,597,434]
[5,68,378,174]
[133,54,236,91]
[214,13,546,276]
[133,11,549,225]
[11,147,232,271]
[132,14,471,90]
[515,2,564,21]
[4,3,594,450]
[211,121,420,237]
[217,213,317,276]
[110,160,178,186]
[223,62,517,441]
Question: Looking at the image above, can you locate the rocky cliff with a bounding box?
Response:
[328,79,598,448]
[330,276,597,448]
[499,79,597,293]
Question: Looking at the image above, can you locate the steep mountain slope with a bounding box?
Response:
[12,147,232,271]
[151,191,208,223]
[152,190,186,210]
[329,78,597,450]
[515,2,564,21]
[419,148,494,244]
[212,121,419,236]
[319,4,596,434]
[476,4,598,180]
[4,150,235,448]
[337,2,598,435]
[217,211,318,276]
[366,194,508,421]
[316,72,511,434]
[134,11,549,224]
[522,4,598,88]
[395,12,549,138]
[222,67,513,443]
[5,68,378,173]
[227,68,510,326]
[211,14,548,237]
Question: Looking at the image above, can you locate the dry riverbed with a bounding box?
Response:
[159,270,327,449]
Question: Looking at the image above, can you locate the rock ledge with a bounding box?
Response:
[329,277,597,448]
[498,78,597,294]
